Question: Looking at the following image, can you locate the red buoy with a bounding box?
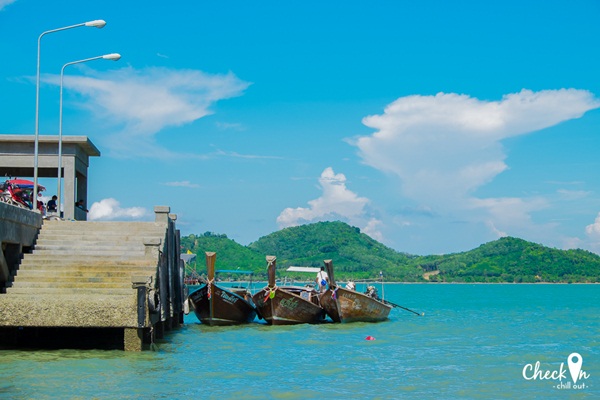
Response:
[365,336,376,341]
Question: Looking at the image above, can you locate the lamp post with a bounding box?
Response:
[57,53,121,216]
[33,20,106,212]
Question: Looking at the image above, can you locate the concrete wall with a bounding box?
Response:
[0,202,42,287]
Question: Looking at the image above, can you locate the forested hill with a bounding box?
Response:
[248,221,420,280]
[414,237,600,282]
[180,222,600,283]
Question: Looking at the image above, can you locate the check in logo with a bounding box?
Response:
[522,353,590,390]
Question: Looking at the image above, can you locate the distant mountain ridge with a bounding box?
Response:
[180,221,600,283]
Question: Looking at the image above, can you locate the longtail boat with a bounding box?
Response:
[252,256,325,325]
[188,252,257,326]
[319,260,392,323]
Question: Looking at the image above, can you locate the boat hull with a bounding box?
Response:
[320,287,392,323]
[189,283,257,326]
[253,286,325,325]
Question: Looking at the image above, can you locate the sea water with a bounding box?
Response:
[0,284,598,399]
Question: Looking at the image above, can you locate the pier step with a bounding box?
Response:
[37,231,165,239]
[35,237,160,246]
[17,264,155,272]
[20,254,153,263]
[33,243,147,250]
[5,287,136,295]
[41,220,166,229]
[16,268,156,278]
[8,281,133,289]
[31,249,147,257]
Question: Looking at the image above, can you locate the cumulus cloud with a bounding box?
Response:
[584,212,600,254]
[355,89,599,202]
[42,66,250,157]
[88,198,147,221]
[468,196,549,237]
[353,89,600,240]
[277,167,383,240]
[585,213,600,238]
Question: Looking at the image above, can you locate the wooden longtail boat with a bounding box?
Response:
[252,256,325,325]
[188,252,257,326]
[320,260,392,323]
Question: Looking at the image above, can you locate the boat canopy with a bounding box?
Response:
[215,269,254,275]
[286,266,320,273]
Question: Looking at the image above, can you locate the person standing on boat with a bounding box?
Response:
[316,266,329,293]
[346,280,356,291]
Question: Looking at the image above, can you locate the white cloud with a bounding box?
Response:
[88,198,147,220]
[355,89,599,202]
[353,89,600,241]
[585,213,600,238]
[557,189,590,201]
[362,218,384,242]
[0,0,16,11]
[469,196,549,238]
[585,213,600,254]
[277,167,383,240]
[43,66,250,157]
[164,181,200,188]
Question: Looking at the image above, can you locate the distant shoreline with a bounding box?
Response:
[222,280,599,285]
[380,281,599,285]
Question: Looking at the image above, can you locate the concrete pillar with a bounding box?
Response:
[63,157,76,220]
[154,206,170,223]
[76,172,87,209]
[0,247,9,285]
[154,321,164,339]
[123,328,143,351]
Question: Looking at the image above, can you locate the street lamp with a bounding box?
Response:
[33,19,107,212]
[57,53,121,216]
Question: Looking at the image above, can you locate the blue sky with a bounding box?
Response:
[1,0,600,256]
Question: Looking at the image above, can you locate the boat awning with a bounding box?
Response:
[286,266,320,273]
[215,269,254,275]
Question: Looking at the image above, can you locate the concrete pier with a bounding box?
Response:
[0,205,185,351]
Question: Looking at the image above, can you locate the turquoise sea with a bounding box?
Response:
[1,284,598,399]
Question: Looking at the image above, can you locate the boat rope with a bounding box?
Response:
[263,285,278,302]
[206,278,214,300]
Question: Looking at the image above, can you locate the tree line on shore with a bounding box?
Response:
[180,221,600,283]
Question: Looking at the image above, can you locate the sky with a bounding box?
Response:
[1,0,600,256]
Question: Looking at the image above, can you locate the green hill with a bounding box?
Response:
[248,221,421,280]
[180,232,264,276]
[413,236,600,283]
[180,223,600,283]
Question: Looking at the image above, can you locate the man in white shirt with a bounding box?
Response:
[316,266,329,293]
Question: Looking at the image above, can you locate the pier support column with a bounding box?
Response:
[154,206,170,223]
[124,328,143,352]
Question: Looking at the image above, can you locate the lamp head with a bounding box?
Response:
[102,53,121,61]
[85,20,106,28]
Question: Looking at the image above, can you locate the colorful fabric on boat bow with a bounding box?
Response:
[331,286,338,300]
[206,278,214,299]
[263,286,278,302]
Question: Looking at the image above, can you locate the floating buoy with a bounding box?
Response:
[365,336,376,341]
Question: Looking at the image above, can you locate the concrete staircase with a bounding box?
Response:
[0,205,184,351]
[7,220,166,295]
